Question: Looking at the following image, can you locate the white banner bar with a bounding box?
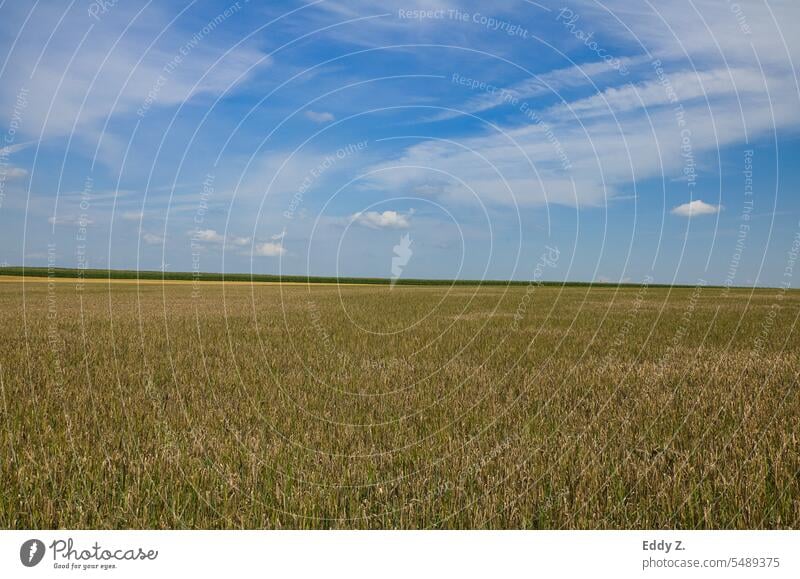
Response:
[1,530,797,578]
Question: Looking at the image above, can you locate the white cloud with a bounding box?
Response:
[3,167,28,179]
[48,215,93,226]
[351,209,413,229]
[193,229,226,243]
[0,141,36,156]
[277,0,458,51]
[143,233,164,245]
[573,0,800,67]
[228,235,250,246]
[365,54,799,208]
[437,56,650,121]
[122,211,144,221]
[0,4,269,144]
[304,110,335,123]
[191,228,250,246]
[371,0,799,210]
[253,241,286,256]
[546,67,777,122]
[671,200,721,217]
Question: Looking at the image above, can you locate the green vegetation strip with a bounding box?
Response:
[0,266,712,289]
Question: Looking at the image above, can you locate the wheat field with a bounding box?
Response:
[0,277,798,528]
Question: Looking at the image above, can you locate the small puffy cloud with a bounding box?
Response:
[671,200,721,217]
[4,167,27,178]
[228,235,250,246]
[122,210,144,221]
[143,233,163,245]
[351,209,413,229]
[48,215,93,226]
[304,110,335,123]
[253,241,285,257]
[270,230,286,240]
[194,228,226,243]
[190,228,250,246]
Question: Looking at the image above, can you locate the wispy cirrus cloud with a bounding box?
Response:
[0,3,269,145]
[363,0,800,209]
[436,56,650,121]
[0,141,36,156]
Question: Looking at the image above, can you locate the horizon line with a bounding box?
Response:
[0,266,788,291]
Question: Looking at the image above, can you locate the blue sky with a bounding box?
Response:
[0,0,798,286]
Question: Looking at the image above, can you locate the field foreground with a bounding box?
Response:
[0,278,798,528]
